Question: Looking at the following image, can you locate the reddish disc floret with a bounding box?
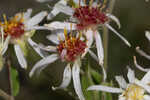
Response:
[0,14,25,39]
[57,37,87,62]
[3,22,25,38]
[73,6,108,30]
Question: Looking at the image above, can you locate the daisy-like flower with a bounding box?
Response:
[45,0,131,65]
[29,27,96,100]
[134,31,150,72]
[0,9,47,69]
[88,67,150,100]
[0,27,10,70]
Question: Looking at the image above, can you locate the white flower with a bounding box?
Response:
[0,9,47,69]
[87,67,150,100]
[134,31,150,72]
[45,0,131,66]
[29,27,106,100]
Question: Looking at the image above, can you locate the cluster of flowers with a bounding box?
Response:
[0,0,150,100]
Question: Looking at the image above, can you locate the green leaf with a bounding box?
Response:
[90,69,103,84]
[10,67,20,96]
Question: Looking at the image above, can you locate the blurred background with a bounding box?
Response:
[0,0,150,100]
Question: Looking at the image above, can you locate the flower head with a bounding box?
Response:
[0,9,47,69]
[87,67,150,100]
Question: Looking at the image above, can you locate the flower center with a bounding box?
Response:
[57,30,87,62]
[123,84,144,100]
[0,14,25,38]
[73,6,108,30]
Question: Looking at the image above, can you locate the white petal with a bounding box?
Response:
[28,38,46,58]
[52,64,71,90]
[133,56,150,72]
[106,13,121,29]
[141,70,150,84]
[115,76,127,89]
[144,95,150,100]
[119,95,126,100]
[45,22,76,30]
[105,23,131,47]
[88,50,107,81]
[38,45,57,52]
[25,11,47,28]
[87,85,123,93]
[82,29,94,57]
[94,31,104,66]
[29,54,58,77]
[26,26,52,31]
[72,60,85,100]
[127,67,135,83]
[2,35,10,55]
[145,31,150,41]
[46,34,59,44]
[136,46,150,60]
[14,44,27,69]
[73,0,85,6]
[24,8,32,20]
[89,50,99,62]
[134,79,150,93]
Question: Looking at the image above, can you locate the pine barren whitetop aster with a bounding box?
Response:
[45,0,131,66]
[88,67,150,100]
[0,9,47,69]
[29,27,107,100]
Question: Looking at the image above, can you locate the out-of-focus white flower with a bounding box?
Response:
[29,27,105,100]
[134,31,150,72]
[88,67,150,100]
[45,0,131,67]
[0,9,47,69]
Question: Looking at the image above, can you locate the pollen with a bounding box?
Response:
[0,14,25,38]
[123,84,144,100]
[57,29,87,62]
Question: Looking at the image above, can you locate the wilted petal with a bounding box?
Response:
[144,95,150,100]
[25,11,47,28]
[87,85,123,93]
[36,0,51,3]
[105,23,131,47]
[28,38,46,58]
[141,70,150,84]
[145,31,150,41]
[127,67,135,83]
[133,56,150,72]
[29,54,58,77]
[94,31,104,65]
[72,60,85,100]
[24,8,32,20]
[115,76,127,89]
[14,44,27,69]
[52,64,71,90]
[136,46,150,60]
[45,22,76,30]
[106,13,121,29]
[2,35,10,55]
[38,45,57,52]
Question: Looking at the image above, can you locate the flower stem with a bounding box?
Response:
[6,59,14,100]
